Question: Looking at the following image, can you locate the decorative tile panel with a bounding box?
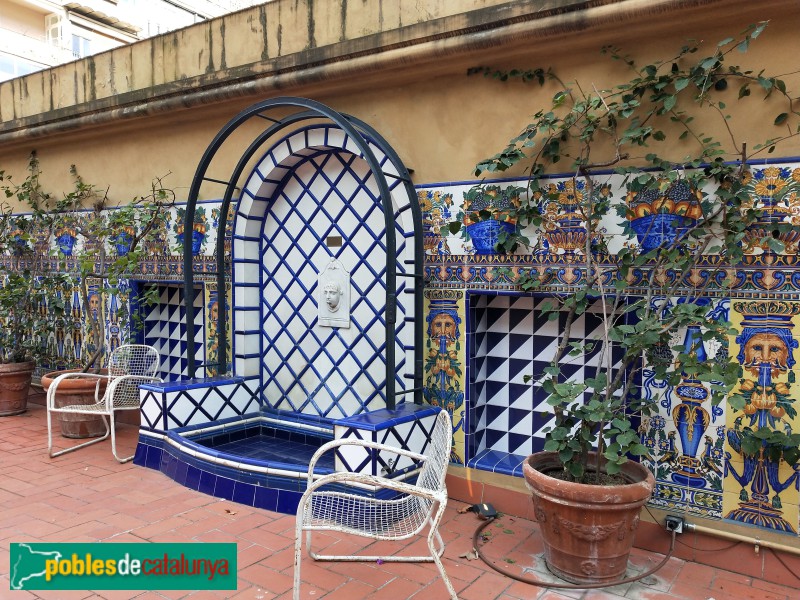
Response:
[332,405,440,476]
[422,163,800,296]
[640,297,728,519]
[423,289,466,464]
[723,300,800,534]
[143,284,205,380]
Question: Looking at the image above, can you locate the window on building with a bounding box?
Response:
[0,53,48,82]
[45,14,65,49]
[72,34,92,58]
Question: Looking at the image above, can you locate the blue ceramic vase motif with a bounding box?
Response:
[465,220,515,254]
[630,214,694,251]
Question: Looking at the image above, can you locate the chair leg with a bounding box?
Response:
[109,410,135,463]
[428,503,458,600]
[293,514,306,600]
[48,414,110,458]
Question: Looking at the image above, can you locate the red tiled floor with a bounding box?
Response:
[2,403,800,599]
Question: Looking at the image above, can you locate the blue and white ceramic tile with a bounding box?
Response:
[232,125,416,420]
[140,380,259,431]
[640,296,728,519]
[143,284,205,380]
[468,294,626,470]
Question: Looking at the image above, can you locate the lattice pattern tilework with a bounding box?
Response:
[333,411,438,476]
[139,380,259,432]
[468,294,626,473]
[140,388,165,430]
[143,284,205,380]
[232,125,415,421]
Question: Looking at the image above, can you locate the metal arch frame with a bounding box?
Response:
[184,96,423,409]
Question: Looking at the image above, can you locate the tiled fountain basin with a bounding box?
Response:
[135,404,441,514]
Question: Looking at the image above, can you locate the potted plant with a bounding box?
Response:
[0,160,71,416]
[5,155,174,435]
[451,23,799,584]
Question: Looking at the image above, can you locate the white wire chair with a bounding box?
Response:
[293,409,457,600]
[47,344,161,463]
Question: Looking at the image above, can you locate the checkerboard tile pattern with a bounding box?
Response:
[143,284,205,380]
[468,295,626,473]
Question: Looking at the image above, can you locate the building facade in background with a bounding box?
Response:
[0,0,260,81]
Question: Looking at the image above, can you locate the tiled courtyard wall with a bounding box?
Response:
[420,164,800,539]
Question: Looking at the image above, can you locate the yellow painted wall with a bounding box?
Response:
[1,0,798,203]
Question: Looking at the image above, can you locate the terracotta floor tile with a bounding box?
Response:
[752,573,800,596]
[456,569,515,600]
[315,578,376,599]
[224,585,278,599]
[625,588,688,600]
[325,560,398,589]
[710,577,788,600]
[237,543,276,569]
[369,577,424,600]
[239,563,294,594]
[3,403,800,600]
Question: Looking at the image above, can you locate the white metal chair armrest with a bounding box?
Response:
[46,372,109,409]
[304,469,444,500]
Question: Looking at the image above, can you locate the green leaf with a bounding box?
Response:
[543,439,560,451]
[674,78,689,91]
[699,57,718,70]
[767,237,785,253]
[775,113,789,126]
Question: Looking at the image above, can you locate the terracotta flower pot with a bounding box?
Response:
[41,370,108,439]
[523,451,655,585]
[0,361,36,416]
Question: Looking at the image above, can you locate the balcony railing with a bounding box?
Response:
[0,27,73,67]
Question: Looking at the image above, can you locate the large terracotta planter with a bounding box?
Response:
[0,361,36,416]
[41,370,108,439]
[523,452,655,585]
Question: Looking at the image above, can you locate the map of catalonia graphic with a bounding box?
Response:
[10,543,63,590]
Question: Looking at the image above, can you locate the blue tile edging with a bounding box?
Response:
[134,404,440,514]
[334,403,440,431]
[139,375,245,393]
[134,431,300,513]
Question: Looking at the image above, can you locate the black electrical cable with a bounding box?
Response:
[472,514,677,590]
[768,547,800,583]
